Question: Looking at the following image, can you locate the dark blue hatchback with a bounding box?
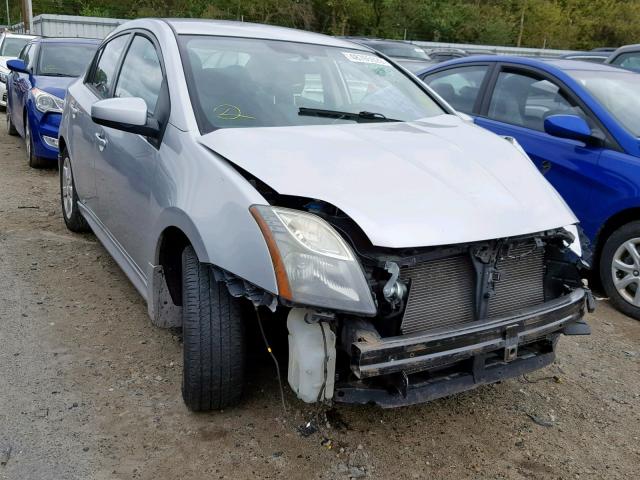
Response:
[5,37,99,168]
[418,57,640,319]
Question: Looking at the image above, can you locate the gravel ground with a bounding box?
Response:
[0,125,638,480]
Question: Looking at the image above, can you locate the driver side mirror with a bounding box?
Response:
[544,114,592,143]
[6,59,29,74]
[91,97,159,138]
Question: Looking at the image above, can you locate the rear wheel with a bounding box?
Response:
[600,221,640,320]
[60,150,90,233]
[25,116,48,168]
[181,246,245,411]
[6,108,17,136]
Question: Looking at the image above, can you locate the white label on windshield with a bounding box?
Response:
[342,52,390,66]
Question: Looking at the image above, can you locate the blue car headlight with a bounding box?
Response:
[32,88,64,113]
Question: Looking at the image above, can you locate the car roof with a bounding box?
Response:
[33,37,101,44]
[2,32,37,39]
[163,19,369,51]
[417,55,627,76]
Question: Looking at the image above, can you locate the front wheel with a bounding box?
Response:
[25,115,47,168]
[181,246,245,411]
[6,108,18,136]
[600,221,640,320]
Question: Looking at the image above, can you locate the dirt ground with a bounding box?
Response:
[0,125,638,480]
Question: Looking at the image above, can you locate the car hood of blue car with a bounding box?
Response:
[32,75,76,100]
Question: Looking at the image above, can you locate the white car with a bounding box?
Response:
[59,19,592,411]
[0,32,37,107]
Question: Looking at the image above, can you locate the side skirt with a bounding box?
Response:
[78,203,148,301]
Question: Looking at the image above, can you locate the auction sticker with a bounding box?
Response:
[342,52,390,66]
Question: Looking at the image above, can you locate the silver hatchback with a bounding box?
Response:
[59,19,590,411]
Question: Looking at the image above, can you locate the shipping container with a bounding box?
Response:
[11,14,125,39]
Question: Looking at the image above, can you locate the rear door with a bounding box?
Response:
[68,33,130,212]
[473,65,607,229]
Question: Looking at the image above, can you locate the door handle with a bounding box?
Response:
[94,132,107,151]
[540,160,551,175]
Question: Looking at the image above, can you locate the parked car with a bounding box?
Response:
[419,56,640,319]
[561,52,609,63]
[5,37,100,168]
[59,19,590,412]
[0,32,37,108]
[605,44,640,71]
[426,48,470,63]
[342,37,434,72]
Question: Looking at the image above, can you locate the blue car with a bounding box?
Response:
[5,37,99,168]
[418,57,640,319]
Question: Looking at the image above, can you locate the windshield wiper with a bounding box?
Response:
[41,73,73,77]
[298,107,400,123]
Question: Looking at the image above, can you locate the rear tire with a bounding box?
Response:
[25,115,48,169]
[60,149,90,233]
[600,221,640,320]
[181,246,245,411]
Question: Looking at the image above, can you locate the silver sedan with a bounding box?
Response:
[59,19,590,411]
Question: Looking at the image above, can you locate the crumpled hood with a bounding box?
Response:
[0,56,11,70]
[198,114,577,248]
[33,75,75,100]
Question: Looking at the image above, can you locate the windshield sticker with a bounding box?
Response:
[214,104,255,120]
[342,52,390,66]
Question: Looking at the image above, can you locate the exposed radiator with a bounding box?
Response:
[400,255,475,334]
[488,242,545,318]
[400,241,545,335]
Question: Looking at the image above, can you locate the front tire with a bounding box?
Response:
[6,108,18,136]
[600,221,640,320]
[60,150,90,233]
[181,246,245,411]
[25,115,47,168]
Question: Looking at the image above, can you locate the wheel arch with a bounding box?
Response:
[153,213,209,307]
[594,207,640,274]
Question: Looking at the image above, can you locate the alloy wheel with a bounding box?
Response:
[611,238,640,306]
[62,156,74,219]
[25,117,31,161]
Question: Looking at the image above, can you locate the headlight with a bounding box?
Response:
[250,205,376,315]
[32,88,64,113]
[563,224,582,257]
[0,71,7,83]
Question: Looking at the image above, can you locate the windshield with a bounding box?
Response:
[569,69,640,137]
[0,37,30,57]
[179,35,443,133]
[37,43,98,77]
[373,43,430,60]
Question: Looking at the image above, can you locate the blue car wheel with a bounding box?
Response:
[25,115,48,169]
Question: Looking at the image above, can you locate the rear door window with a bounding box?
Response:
[422,65,489,114]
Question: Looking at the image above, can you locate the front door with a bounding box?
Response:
[92,33,167,277]
[474,66,605,232]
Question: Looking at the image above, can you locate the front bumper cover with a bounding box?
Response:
[336,289,588,407]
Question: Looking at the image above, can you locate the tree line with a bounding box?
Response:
[8,0,640,50]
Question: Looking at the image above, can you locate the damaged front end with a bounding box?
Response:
[250,196,593,408]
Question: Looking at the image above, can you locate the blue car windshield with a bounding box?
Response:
[569,69,640,137]
[37,43,98,77]
[179,35,444,133]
